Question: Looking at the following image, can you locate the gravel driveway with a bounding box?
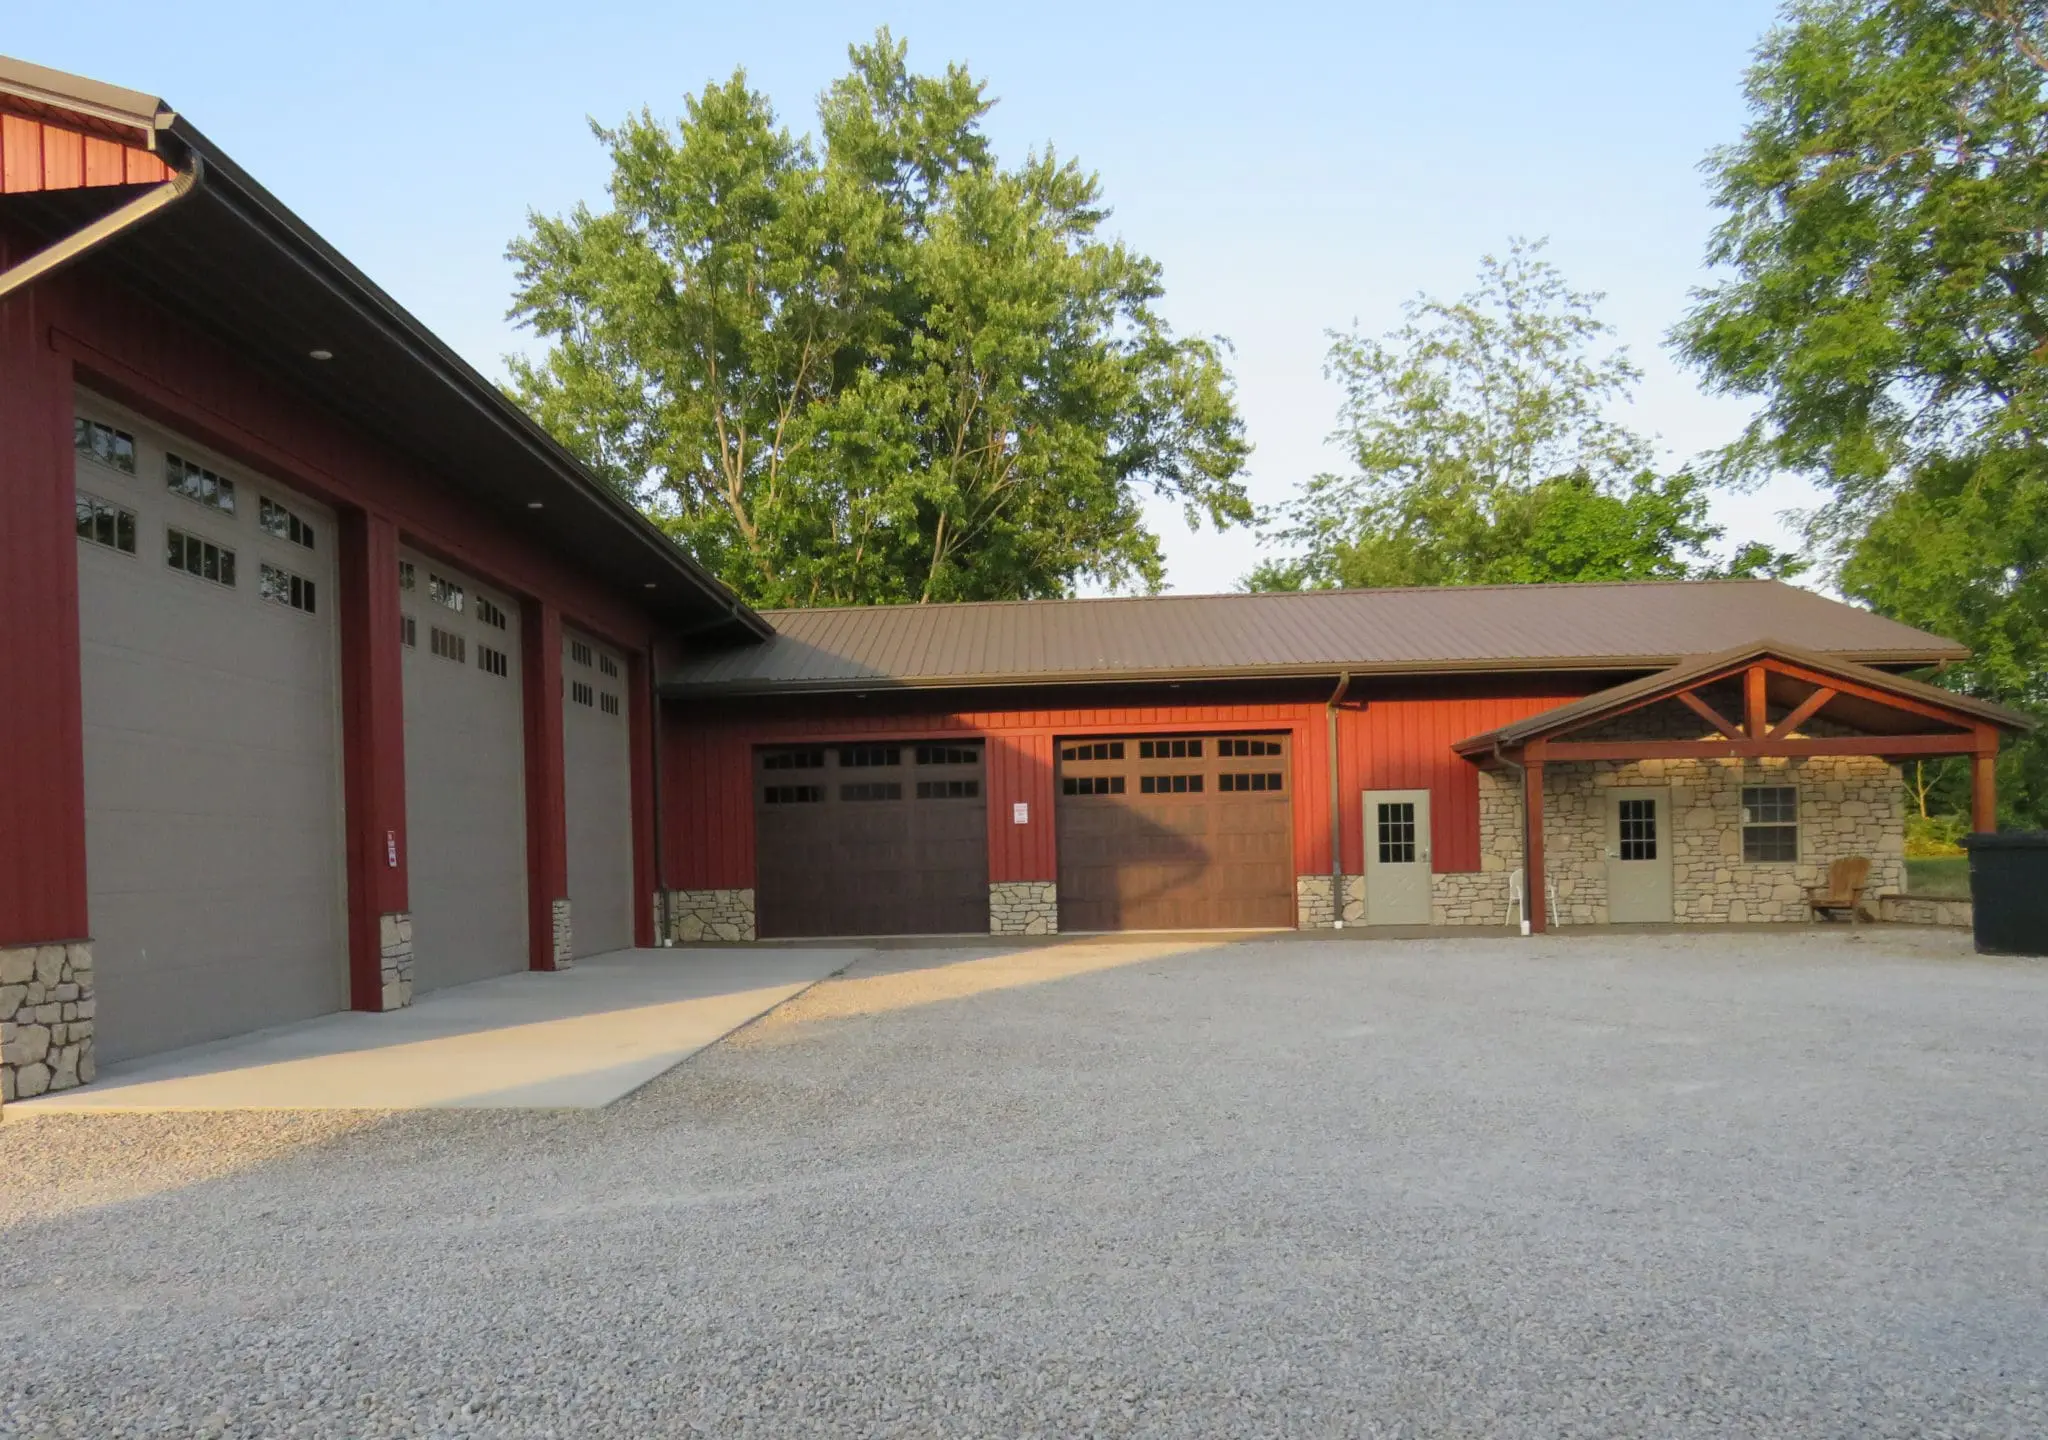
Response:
[4,928,2045,1438]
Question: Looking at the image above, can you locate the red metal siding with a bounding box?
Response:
[3,235,666,964]
[338,511,410,1007]
[1339,688,1584,874]
[0,111,169,193]
[628,650,657,947]
[662,680,1604,902]
[663,699,1320,891]
[522,601,569,969]
[0,252,89,945]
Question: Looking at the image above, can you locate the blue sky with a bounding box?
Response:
[11,0,1812,594]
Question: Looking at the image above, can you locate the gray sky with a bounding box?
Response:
[11,0,1817,592]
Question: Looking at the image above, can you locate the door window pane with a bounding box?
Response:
[1376,802,1417,864]
[1618,799,1658,861]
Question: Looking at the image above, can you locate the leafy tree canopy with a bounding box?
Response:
[1249,240,1800,591]
[507,31,1250,608]
[1675,0,2048,823]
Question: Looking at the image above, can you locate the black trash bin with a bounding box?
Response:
[1963,832,2048,956]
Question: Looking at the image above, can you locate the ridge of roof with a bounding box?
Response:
[756,577,1801,618]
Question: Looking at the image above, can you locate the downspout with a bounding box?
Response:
[1492,739,1532,937]
[1327,672,1352,928]
[0,155,203,302]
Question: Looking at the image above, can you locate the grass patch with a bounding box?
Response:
[1905,855,1972,898]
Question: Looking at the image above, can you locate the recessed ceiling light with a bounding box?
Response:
[308,348,333,361]
[526,501,544,510]
[643,582,657,589]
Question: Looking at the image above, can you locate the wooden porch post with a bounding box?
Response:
[1745,663,1769,739]
[1524,743,1547,934]
[1972,728,1999,833]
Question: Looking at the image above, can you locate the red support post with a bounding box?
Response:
[1972,730,1999,834]
[0,277,90,947]
[522,598,570,969]
[628,648,657,948]
[1745,664,1769,740]
[1524,749,1547,934]
[337,510,411,1010]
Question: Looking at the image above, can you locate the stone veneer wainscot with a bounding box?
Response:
[664,889,757,943]
[1,942,94,1103]
[989,881,1058,935]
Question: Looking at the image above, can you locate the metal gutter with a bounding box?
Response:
[656,648,1971,700]
[0,156,201,302]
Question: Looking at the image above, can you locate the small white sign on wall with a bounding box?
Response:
[1012,801,1030,825]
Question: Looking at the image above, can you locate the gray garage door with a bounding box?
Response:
[563,629,635,957]
[74,396,347,1063]
[400,549,529,991]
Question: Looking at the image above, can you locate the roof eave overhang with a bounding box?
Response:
[153,119,772,643]
[0,64,770,644]
[658,647,1972,701]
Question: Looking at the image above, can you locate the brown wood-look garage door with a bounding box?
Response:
[754,742,990,938]
[1056,733,1294,932]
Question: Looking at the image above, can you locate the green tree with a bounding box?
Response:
[1250,240,1799,591]
[1674,0,2048,824]
[507,32,1250,608]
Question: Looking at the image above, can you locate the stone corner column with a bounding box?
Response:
[376,912,414,1011]
[549,898,574,970]
[989,881,1057,936]
[1,941,95,1105]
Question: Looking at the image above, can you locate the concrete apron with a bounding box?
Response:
[10,948,858,1112]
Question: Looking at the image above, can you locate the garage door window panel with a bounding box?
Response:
[77,494,137,555]
[166,528,236,588]
[75,417,137,474]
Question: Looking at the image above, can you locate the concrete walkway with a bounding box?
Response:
[15,947,856,1112]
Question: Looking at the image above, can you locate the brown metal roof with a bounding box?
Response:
[1451,639,2032,756]
[660,580,1971,696]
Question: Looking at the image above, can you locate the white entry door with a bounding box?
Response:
[1606,787,1674,923]
[1363,789,1433,925]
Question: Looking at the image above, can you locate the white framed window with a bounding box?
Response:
[478,645,509,678]
[76,493,137,554]
[477,596,508,630]
[166,453,236,514]
[166,527,236,587]
[428,574,464,613]
[1741,785,1799,862]
[430,627,466,664]
[259,496,316,550]
[74,418,136,475]
[259,562,317,615]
